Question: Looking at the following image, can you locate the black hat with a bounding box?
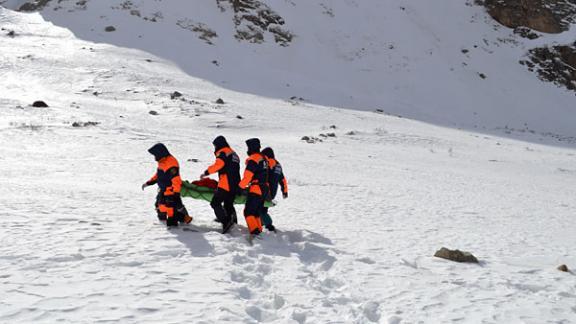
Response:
[148,143,170,161]
[212,135,229,150]
[262,147,275,159]
[245,138,261,153]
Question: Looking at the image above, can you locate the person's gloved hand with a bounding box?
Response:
[239,188,248,196]
[200,170,209,179]
[141,183,149,191]
[283,192,288,199]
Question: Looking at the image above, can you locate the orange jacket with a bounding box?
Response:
[147,155,182,195]
[205,147,241,192]
[239,153,269,196]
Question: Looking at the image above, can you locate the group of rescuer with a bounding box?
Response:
[142,137,288,237]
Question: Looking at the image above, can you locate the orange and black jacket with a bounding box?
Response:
[267,157,288,199]
[239,153,269,196]
[146,144,182,196]
[204,147,241,192]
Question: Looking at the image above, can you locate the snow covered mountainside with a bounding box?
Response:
[1,6,576,324]
[1,0,576,141]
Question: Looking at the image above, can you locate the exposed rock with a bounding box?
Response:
[216,98,225,104]
[170,91,183,99]
[72,121,100,128]
[557,264,570,272]
[236,115,244,119]
[32,101,48,108]
[480,0,576,33]
[105,26,116,32]
[269,26,293,46]
[434,247,479,263]
[18,0,52,12]
[522,43,576,92]
[149,110,159,116]
[176,20,218,44]
[513,26,540,39]
[217,0,294,46]
[301,136,323,144]
[6,30,16,38]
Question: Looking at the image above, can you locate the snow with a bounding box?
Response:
[2,0,576,138]
[1,5,576,324]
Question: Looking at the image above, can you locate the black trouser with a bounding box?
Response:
[211,188,236,224]
[156,192,189,225]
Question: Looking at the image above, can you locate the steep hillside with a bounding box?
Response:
[1,0,576,141]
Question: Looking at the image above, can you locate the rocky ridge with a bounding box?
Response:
[479,0,576,94]
[3,0,294,46]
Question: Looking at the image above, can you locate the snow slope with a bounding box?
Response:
[2,0,576,139]
[1,8,576,324]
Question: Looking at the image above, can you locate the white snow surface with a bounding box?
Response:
[1,7,576,324]
[1,0,576,138]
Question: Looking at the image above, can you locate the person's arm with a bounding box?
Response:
[205,157,225,175]
[202,153,226,178]
[279,166,288,198]
[280,175,288,196]
[142,173,157,190]
[239,160,257,189]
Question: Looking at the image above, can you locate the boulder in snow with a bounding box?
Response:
[170,91,183,100]
[434,247,479,263]
[32,101,49,108]
[105,26,116,32]
[557,264,570,272]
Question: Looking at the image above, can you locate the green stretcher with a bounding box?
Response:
[181,180,276,207]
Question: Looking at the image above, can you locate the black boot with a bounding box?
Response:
[222,219,234,234]
[166,216,178,227]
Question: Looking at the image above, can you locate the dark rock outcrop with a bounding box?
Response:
[170,91,183,100]
[434,247,479,263]
[32,101,49,108]
[522,43,576,92]
[558,264,570,272]
[216,0,294,46]
[18,0,52,12]
[480,0,576,33]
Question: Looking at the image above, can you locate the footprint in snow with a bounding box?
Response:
[229,270,247,283]
[388,315,403,324]
[356,256,376,264]
[362,301,382,322]
[235,286,252,300]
